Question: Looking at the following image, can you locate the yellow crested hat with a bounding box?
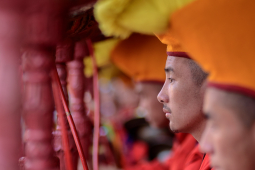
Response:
[170,0,255,97]
[94,0,194,38]
[111,33,167,82]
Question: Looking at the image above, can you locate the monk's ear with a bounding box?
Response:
[200,80,207,97]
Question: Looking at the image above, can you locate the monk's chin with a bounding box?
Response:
[170,127,180,133]
[169,123,180,133]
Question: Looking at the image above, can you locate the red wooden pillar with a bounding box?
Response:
[54,40,78,170]
[56,41,74,104]
[22,48,60,170]
[68,41,93,162]
[22,0,68,169]
[0,1,24,170]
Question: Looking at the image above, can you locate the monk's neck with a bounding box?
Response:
[190,120,206,143]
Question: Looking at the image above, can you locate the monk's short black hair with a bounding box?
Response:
[186,59,208,87]
[221,90,255,128]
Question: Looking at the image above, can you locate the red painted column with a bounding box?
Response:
[21,0,69,169]
[0,1,24,170]
[56,41,74,103]
[68,41,93,162]
[22,48,59,170]
[54,40,78,170]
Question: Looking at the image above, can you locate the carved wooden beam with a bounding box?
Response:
[68,41,93,162]
[21,0,69,169]
[67,8,109,42]
[22,47,60,170]
[54,40,78,170]
[70,0,96,11]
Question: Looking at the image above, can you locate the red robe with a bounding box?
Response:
[167,133,199,170]
[199,154,212,170]
[125,133,200,170]
[183,145,203,170]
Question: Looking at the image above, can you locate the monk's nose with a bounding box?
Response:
[200,126,214,154]
[157,87,169,104]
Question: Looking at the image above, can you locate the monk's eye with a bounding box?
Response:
[168,78,174,83]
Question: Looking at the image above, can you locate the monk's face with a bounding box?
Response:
[157,56,205,133]
[136,82,169,128]
[200,88,255,170]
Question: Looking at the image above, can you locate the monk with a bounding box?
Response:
[200,88,255,170]
[163,0,255,170]
[111,33,208,170]
[156,33,211,170]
